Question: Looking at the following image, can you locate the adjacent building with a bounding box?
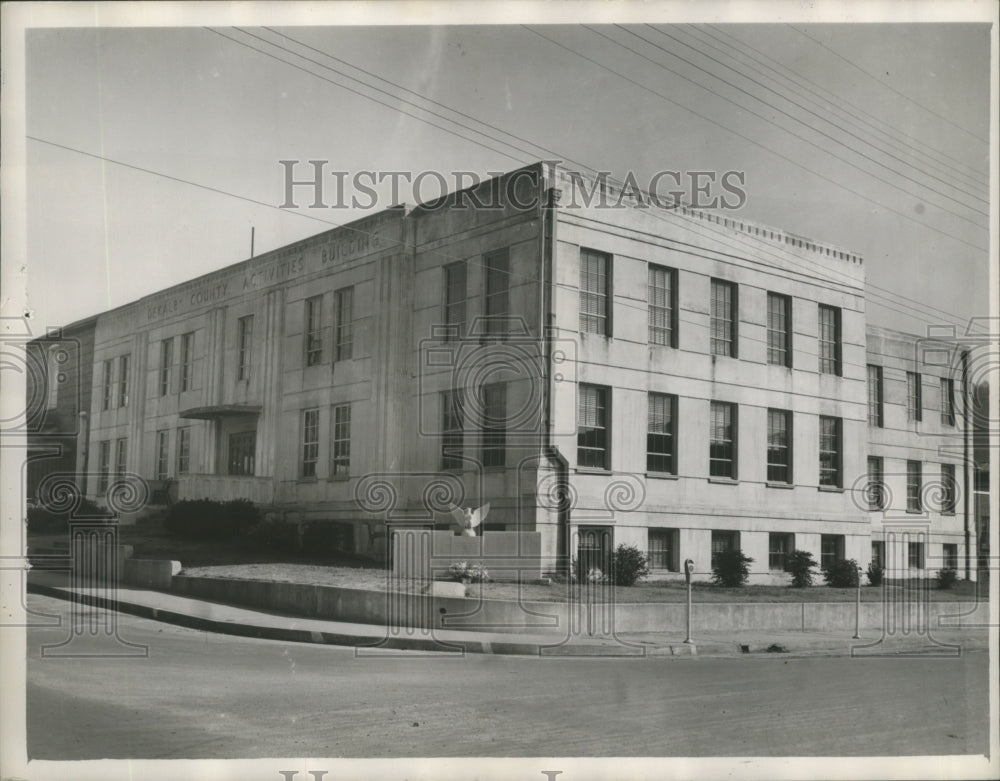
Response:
[27,162,979,581]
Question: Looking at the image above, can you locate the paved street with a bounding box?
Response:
[24,595,989,759]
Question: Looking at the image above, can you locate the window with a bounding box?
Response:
[767,292,791,367]
[766,409,792,484]
[97,440,111,493]
[942,543,958,570]
[155,430,169,480]
[821,534,844,568]
[871,541,884,570]
[647,529,678,571]
[647,393,676,474]
[711,530,738,571]
[117,354,130,407]
[867,456,886,510]
[710,279,737,357]
[907,372,922,422]
[867,365,883,427]
[237,315,253,381]
[648,264,676,347]
[906,460,922,512]
[301,408,320,478]
[769,532,794,571]
[484,249,510,338]
[480,383,507,468]
[908,541,925,569]
[818,305,841,375]
[709,401,737,479]
[176,427,190,474]
[331,404,351,477]
[228,431,255,476]
[334,287,353,361]
[101,359,113,410]
[579,249,610,335]
[159,338,173,396]
[177,332,194,392]
[441,390,464,470]
[577,384,610,469]
[940,377,955,425]
[114,438,127,478]
[941,463,956,514]
[444,261,467,339]
[818,416,842,488]
[304,296,323,366]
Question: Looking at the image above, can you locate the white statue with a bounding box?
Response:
[445,502,490,536]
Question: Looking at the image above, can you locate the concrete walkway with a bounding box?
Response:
[25,570,989,659]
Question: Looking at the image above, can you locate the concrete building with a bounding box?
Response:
[27,162,979,582]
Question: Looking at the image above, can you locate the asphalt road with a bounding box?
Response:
[22,595,990,759]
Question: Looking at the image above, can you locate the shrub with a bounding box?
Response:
[247,517,299,552]
[866,562,884,586]
[467,563,490,583]
[936,567,958,589]
[822,558,860,588]
[27,497,114,534]
[447,561,470,582]
[609,544,650,587]
[786,550,818,588]
[711,549,753,587]
[164,499,261,539]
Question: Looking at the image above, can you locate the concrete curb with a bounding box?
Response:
[28,582,698,657]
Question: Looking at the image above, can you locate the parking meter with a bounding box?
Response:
[684,559,695,584]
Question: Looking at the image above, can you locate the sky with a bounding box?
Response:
[12,7,995,338]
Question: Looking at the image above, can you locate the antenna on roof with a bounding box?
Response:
[250,226,255,258]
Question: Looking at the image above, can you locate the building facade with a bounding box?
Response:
[28,162,978,581]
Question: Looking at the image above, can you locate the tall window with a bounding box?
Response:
[710,279,737,357]
[769,532,794,571]
[821,534,844,568]
[648,264,676,347]
[334,287,353,361]
[867,365,883,427]
[484,249,510,338]
[237,315,253,381]
[441,390,464,470]
[867,456,885,510]
[444,261,467,340]
[304,296,323,366]
[940,377,955,425]
[578,384,610,469]
[767,292,791,367]
[101,359,113,410]
[332,404,351,477]
[228,431,255,476]
[906,460,922,512]
[941,463,956,514]
[943,543,958,570]
[647,393,676,474]
[711,530,738,571]
[709,401,737,479]
[579,249,610,335]
[818,305,841,375]
[908,541,925,569]
[114,438,127,477]
[907,372,922,422]
[155,430,169,480]
[97,440,111,493]
[159,338,173,396]
[180,332,195,391]
[301,408,319,478]
[871,541,884,570]
[480,383,507,468]
[647,529,677,571]
[766,409,792,484]
[117,354,130,407]
[176,427,190,474]
[819,416,842,488]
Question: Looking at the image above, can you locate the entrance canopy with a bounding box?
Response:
[178,403,262,420]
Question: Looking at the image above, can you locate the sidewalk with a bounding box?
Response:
[25,570,989,659]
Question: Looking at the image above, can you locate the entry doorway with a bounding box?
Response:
[576,525,613,579]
